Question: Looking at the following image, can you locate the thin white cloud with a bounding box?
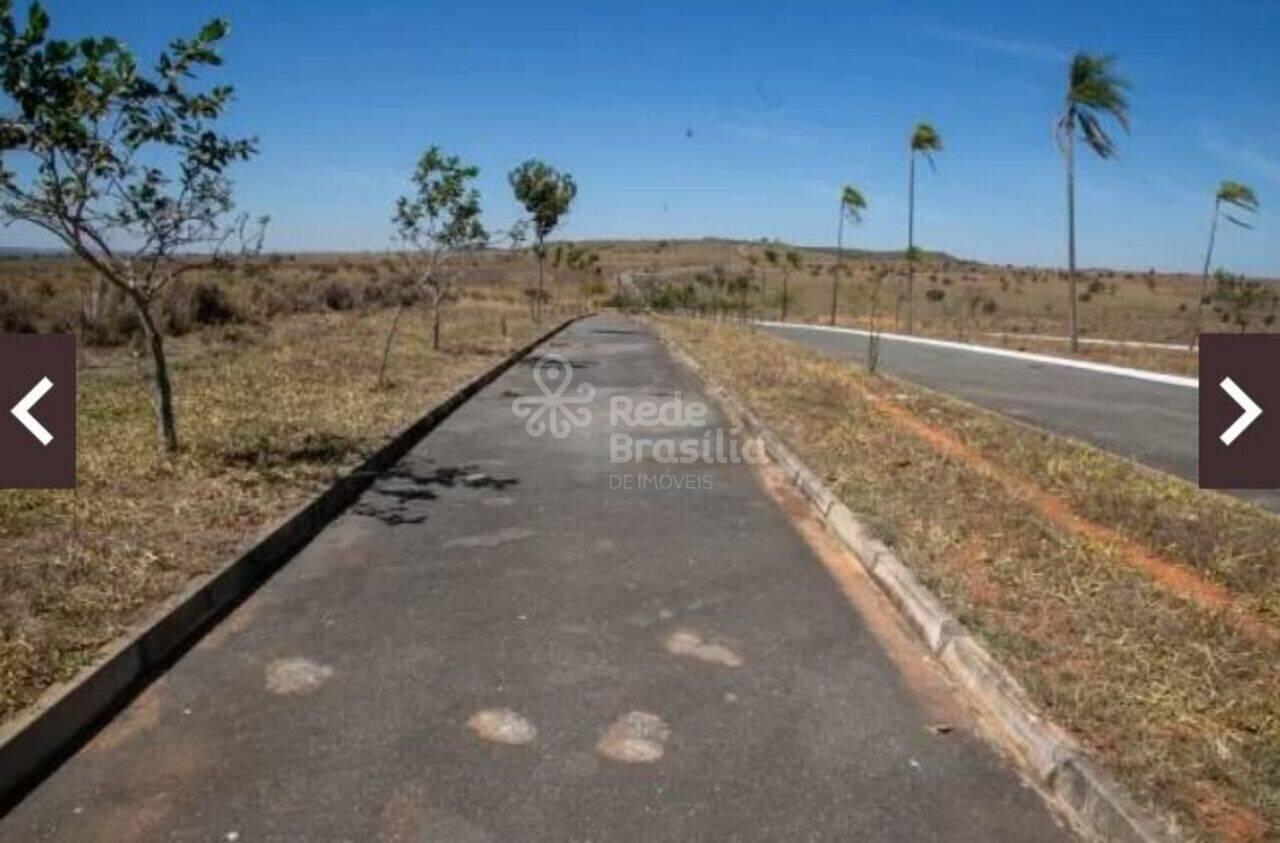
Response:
[1200,124,1280,185]
[924,27,1068,64]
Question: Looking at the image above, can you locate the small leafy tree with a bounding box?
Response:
[907,123,942,334]
[833,184,866,325]
[508,159,576,321]
[380,146,487,387]
[867,267,890,373]
[1193,180,1258,346]
[0,2,263,452]
[1056,52,1129,352]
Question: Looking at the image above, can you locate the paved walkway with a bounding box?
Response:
[2,316,1071,841]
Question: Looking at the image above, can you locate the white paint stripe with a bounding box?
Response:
[755,321,1199,389]
[981,332,1194,352]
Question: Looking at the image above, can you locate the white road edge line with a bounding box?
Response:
[754,321,1199,390]
[981,331,1193,353]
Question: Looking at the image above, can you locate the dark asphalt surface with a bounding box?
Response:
[2,317,1071,842]
[758,322,1280,513]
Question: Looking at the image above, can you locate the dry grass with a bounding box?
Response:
[0,299,541,723]
[6,240,1276,375]
[658,316,1280,843]
[601,239,1280,376]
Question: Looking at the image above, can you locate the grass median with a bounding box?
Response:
[0,300,538,725]
[657,316,1279,842]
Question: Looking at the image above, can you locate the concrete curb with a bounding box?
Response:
[0,315,585,813]
[662,334,1179,843]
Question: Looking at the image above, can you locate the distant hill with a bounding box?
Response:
[582,237,961,265]
[0,246,68,258]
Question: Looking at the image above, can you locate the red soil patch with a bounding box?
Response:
[948,536,1004,607]
[856,384,1280,647]
[1191,782,1268,843]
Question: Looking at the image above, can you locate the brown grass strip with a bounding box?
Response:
[854,381,1280,647]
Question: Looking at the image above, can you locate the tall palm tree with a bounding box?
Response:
[833,184,867,325]
[907,123,942,334]
[1057,52,1129,352]
[1193,180,1259,346]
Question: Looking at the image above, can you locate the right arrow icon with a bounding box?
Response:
[1219,377,1262,447]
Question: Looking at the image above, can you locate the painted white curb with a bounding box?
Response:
[664,332,1180,843]
[755,321,1199,389]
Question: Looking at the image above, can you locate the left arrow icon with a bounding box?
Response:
[11,376,54,446]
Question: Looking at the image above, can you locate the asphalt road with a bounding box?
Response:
[1,316,1070,842]
[758,322,1280,513]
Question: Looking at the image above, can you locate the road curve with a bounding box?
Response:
[756,322,1280,513]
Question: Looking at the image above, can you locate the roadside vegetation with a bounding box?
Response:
[658,316,1280,841]
[380,145,488,386]
[0,7,265,452]
[603,239,1280,376]
[509,159,578,322]
[0,296,540,723]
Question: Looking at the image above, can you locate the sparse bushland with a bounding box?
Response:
[1208,269,1279,333]
[590,239,1280,376]
[658,316,1280,843]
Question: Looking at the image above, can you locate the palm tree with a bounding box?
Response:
[907,123,942,334]
[1056,52,1129,352]
[833,185,867,325]
[1193,180,1259,346]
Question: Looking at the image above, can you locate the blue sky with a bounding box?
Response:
[5,0,1280,275]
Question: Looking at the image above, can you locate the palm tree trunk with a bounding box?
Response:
[1193,200,1220,349]
[907,152,916,335]
[832,202,844,326]
[1065,133,1079,353]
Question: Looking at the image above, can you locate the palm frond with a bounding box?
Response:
[841,185,866,222]
[1077,111,1117,158]
[910,122,943,154]
[1224,213,1255,229]
[1217,180,1259,213]
[1065,52,1129,159]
